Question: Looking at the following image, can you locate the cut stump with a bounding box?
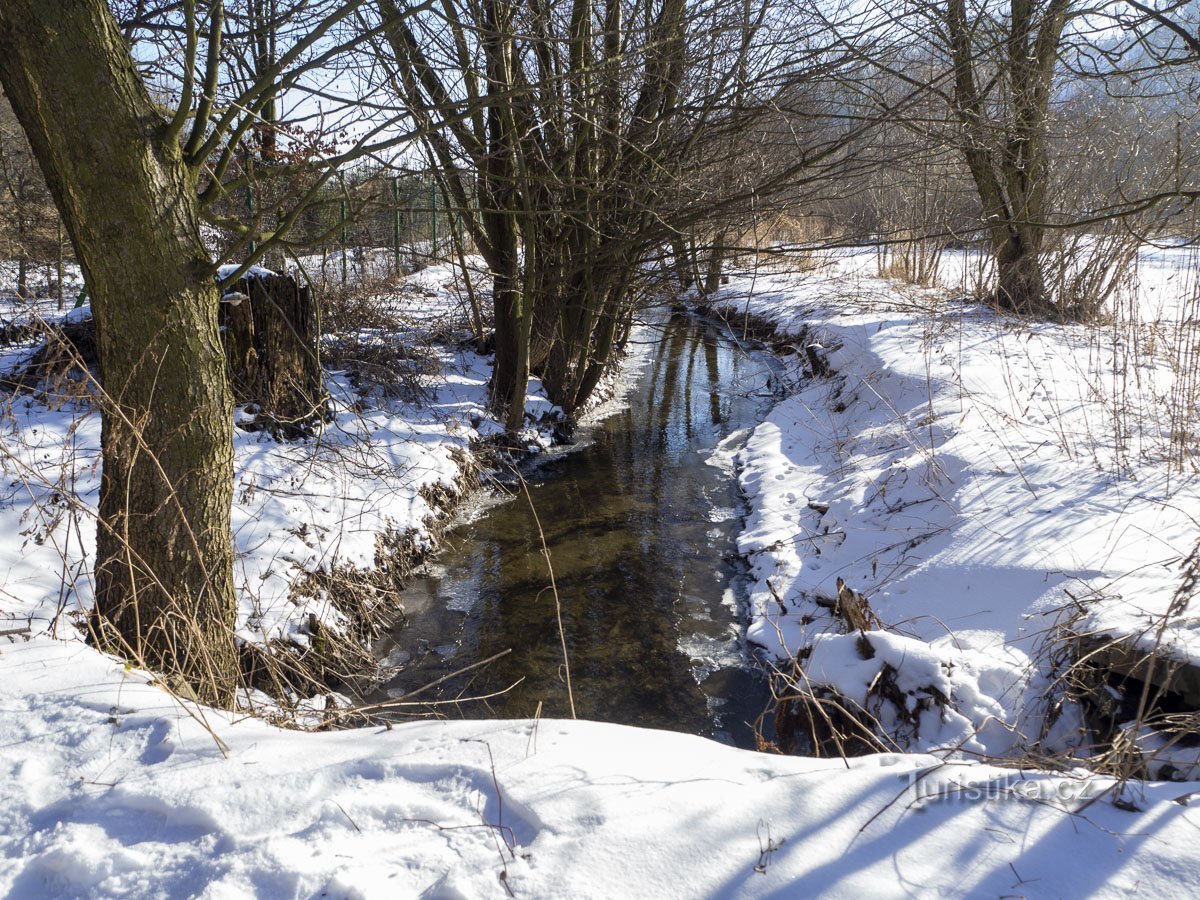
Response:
[221,272,328,437]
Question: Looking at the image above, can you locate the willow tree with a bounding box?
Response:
[377,0,835,426]
[0,0,420,704]
[938,0,1075,316]
[377,0,691,426]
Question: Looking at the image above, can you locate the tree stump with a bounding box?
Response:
[220,272,328,437]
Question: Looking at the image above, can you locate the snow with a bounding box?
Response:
[6,247,1200,894]
[4,635,1200,898]
[216,263,276,283]
[801,630,1014,755]
[0,264,560,654]
[60,303,91,324]
[715,246,1200,757]
[0,261,85,314]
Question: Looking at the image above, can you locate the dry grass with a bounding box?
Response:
[733,213,837,273]
[876,234,945,288]
[322,333,441,406]
[237,453,480,717]
[764,588,950,760]
[741,246,1200,778]
[0,290,486,726]
[0,315,98,406]
[315,274,412,335]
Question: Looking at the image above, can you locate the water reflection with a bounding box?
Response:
[371,312,778,747]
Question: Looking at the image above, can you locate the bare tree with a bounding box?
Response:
[376,0,859,428]
[0,0,427,703]
[939,0,1076,314]
[0,94,63,302]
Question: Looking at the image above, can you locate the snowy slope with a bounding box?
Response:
[3,635,1200,898]
[716,250,1200,757]
[0,264,558,655]
[5,251,1200,896]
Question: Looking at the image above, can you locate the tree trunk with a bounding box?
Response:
[482,0,529,432]
[671,236,696,293]
[994,233,1049,316]
[0,0,238,705]
[485,217,525,427]
[222,272,327,437]
[701,231,727,296]
[945,0,1066,321]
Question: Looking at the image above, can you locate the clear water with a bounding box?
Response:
[371,312,779,747]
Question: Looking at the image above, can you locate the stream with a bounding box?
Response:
[371,312,780,748]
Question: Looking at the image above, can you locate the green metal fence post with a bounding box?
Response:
[429,178,437,259]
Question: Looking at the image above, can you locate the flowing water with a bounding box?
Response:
[372,312,779,747]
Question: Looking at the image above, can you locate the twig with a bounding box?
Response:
[333,800,361,832]
[519,475,575,719]
[322,649,514,718]
[328,677,527,717]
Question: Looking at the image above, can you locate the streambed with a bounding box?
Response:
[372,312,780,747]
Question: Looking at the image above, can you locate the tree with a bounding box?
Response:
[939,0,1075,316]
[376,0,690,427]
[0,0,239,701]
[0,0,422,703]
[829,0,1193,313]
[1122,0,1200,61]
[0,94,63,302]
[377,0,853,428]
[1099,1,1200,222]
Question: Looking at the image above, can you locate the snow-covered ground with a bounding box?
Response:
[0,260,85,312]
[0,262,561,663]
[4,636,1200,898]
[5,248,1200,895]
[715,245,1200,761]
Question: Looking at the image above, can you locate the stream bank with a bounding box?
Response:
[707,254,1200,776]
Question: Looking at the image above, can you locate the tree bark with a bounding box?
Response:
[480,0,531,431]
[944,0,1068,319]
[994,230,1048,315]
[0,0,238,704]
[670,236,697,293]
[701,231,728,297]
[222,272,327,437]
[379,0,690,427]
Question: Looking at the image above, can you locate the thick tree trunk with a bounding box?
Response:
[485,220,524,424]
[490,262,529,432]
[994,234,1049,316]
[482,0,530,433]
[946,0,1066,322]
[0,0,238,704]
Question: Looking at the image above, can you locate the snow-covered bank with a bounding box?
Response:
[0,263,570,695]
[4,635,1200,898]
[716,250,1200,760]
